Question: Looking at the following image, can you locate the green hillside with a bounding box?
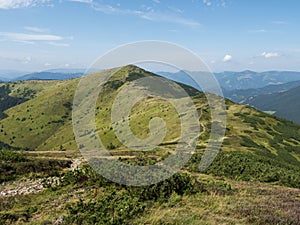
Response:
[0,81,54,119]
[0,79,77,150]
[0,65,299,186]
[1,65,300,224]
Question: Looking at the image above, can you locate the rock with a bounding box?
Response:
[54,216,64,225]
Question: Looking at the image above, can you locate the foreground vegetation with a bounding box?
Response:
[0,65,300,224]
[1,163,299,225]
[0,150,72,183]
[186,151,300,188]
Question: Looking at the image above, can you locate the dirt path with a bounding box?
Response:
[1,126,208,198]
[0,179,44,197]
[0,158,84,198]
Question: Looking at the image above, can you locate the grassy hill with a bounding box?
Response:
[0,65,300,224]
[0,80,77,150]
[0,66,300,187]
[0,65,299,184]
[0,81,52,119]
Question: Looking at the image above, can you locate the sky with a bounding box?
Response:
[0,0,300,73]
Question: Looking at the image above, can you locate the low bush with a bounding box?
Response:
[0,156,71,182]
[203,151,300,188]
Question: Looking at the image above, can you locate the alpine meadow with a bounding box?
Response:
[1,1,300,225]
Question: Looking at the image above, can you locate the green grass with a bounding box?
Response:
[0,65,299,180]
[0,65,300,224]
[0,79,77,150]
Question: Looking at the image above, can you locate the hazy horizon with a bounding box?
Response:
[0,0,300,72]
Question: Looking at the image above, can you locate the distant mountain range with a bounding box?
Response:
[0,70,29,81]
[220,79,300,124]
[157,70,300,124]
[157,70,300,91]
[14,71,84,81]
[2,69,300,89]
[0,68,100,82]
[243,86,300,124]
[44,68,86,73]
[215,70,300,90]
[224,80,300,103]
[2,68,300,123]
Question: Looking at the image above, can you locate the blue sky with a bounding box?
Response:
[0,0,300,72]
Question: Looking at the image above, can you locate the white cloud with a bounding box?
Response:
[91,4,129,15]
[24,26,49,33]
[167,6,184,14]
[0,32,71,47]
[202,0,227,7]
[248,29,267,33]
[1,0,200,27]
[139,11,200,27]
[0,32,64,41]
[222,54,232,62]
[272,21,287,25]
[261,52,280,58]
[68,0,93,3]
[87,2,200,27]
[48,42,70,47]
[0,0,49,9]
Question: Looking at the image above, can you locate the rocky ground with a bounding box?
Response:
[0,158,84,198]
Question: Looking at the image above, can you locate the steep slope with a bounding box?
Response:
[0,80,77,150]
[0,65,299,187]
[0,81,54,118]
[157,70,202,91]
[0,65,202,151]
[244,85,300,124]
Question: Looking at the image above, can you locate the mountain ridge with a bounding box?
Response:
[224,79,300,103]
[1,65,300,225]
[0,65,299,188]
[244,85,300,124]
